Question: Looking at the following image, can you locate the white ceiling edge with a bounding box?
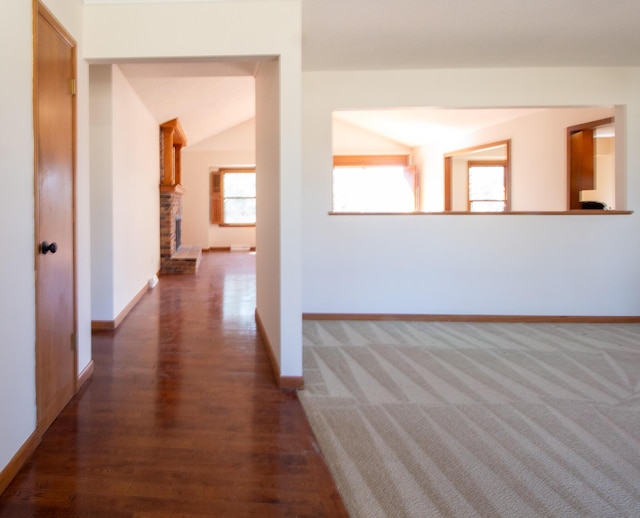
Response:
[118,60,259,78]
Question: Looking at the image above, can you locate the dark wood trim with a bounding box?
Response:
[328,210,632,216]
[0,431,41,496]
[255,309,279,385]
[255,309,304,389]
[91,283,149,331]
[76,360,94,392]
[505,140,511,211]
[444,156,452,211]
[91,321,114,332]
[280,376,305,390]
[303,313,640,323]
[567,117,614,135]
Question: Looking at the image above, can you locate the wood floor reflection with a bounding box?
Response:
[0,252,347,517]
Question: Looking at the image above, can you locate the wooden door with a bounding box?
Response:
[567,117,614,210]
[35,2,77,433]
[568,129,595,210]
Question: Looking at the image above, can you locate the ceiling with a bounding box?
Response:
[118,61,257,147]
[302,0,640,70]
[112,0,640,147]
[333,108,544,148]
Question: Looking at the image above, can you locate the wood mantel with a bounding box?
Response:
[160,118,187,188]
[160,184,185,194]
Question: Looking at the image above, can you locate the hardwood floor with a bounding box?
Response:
[0,252,348,517]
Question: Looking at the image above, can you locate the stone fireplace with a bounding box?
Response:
[159,118,201,274]
[175,217,182,250]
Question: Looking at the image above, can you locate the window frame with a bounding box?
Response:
[331,155,418,213]
[210,167,256,227]
[467,160,510,212]
[444,139,511,212]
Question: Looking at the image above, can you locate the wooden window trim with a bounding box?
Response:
[210,167,256,226]
[467,160,510,212]
[333,155,410,167]
[444,140,510,158]
[444,140,511,212]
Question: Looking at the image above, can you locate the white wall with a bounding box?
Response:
[256,58,282,365]
[417,107,615,211]
[0,0,38,474]
[451,158,469,211]
[1,0,91,475]
[333,118,411,155]
[182,119,256,249]
[255,54,303,379]
[302,68,640,316]
[90,65,160,321]
[111,65,160,314]
[90,66,115,319]
[454,107,614,211]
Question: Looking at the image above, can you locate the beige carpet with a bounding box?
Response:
[299,321,640,518]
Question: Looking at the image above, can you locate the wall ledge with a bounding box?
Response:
[303,313,640,323]
[329,210,633,216]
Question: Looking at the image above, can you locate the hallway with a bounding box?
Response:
[0,252,347,517]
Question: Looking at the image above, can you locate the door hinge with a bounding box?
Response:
[71,332,77,351]
[69,78,77,96]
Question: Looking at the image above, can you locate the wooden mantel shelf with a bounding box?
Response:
[160,184,185,195]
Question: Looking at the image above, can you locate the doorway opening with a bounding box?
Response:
[567,117,615,210]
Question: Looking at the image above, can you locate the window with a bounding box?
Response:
[444,140,511,212]
[210,168,256,226]
[332,155,417,213]
[468,161,509,212]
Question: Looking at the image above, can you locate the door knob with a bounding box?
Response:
[41,241,58,254]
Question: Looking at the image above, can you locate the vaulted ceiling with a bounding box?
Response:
[107,0,640,146]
